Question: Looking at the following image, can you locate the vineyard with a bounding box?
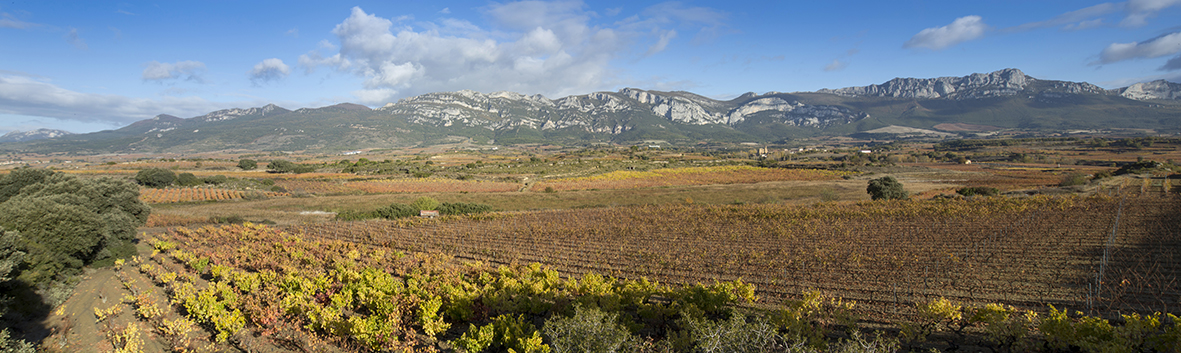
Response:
[139,187,289,204]
[532,166,852,192]
[114,191,1181,351]
[295,192,1181,322]
[275,178,521,195]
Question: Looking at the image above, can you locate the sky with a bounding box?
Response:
[2,0,1181,135]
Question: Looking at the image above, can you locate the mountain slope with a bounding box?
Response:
[0,129,74,143]
[3,68,1179,153]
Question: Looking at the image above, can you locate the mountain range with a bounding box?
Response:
[4,68,1179,154]
[0,129,74,143]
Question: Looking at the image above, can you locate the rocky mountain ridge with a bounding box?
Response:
[0,128,74,143]
[4,68,1180,153]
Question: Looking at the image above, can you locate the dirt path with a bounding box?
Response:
[40,245,169,352]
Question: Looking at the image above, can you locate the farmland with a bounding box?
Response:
[7,137,1181,352]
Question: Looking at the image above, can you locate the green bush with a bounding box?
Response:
[543,304,633,353]
[411,196,440,211]
[866,176,907,201]
[176,173,201,187]
[0,172,149,284]
[267,160,317,174]
[202,175,228,185]
[135,168,176,188]
[376,203,418,219]
[956,186,999,197]
[334,210,377,221]
[237,159,258,170]
[1059,173,1088,187]
[438,202,493,216]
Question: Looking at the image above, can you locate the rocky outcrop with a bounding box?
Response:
[1116,80,1181,100]
[818,68,1032,99]
[373,88,867,133]
[196,104,288,122]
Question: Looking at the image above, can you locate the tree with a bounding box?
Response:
[0,172,149,285]
[237,159,257,170]
[176,173,201,187]
[135,168,175,188]
[267,160,316,174]
[867,176,908,200]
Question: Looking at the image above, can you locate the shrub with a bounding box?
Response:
[438,202,493,216]
[237,159,257,170]
[866,176,907,200]
[266,160,317,174]
[1114,160,1163,175]
[956,186,999,197]
[202,175,228,185]
[679,313,793,352]
[375,203,418,219]
[411,196,440,211]
[135,168,176,188]
[176,173,201,187]
[543,304,633,353]
[0,172,149,284]
[1059,173,1088,187]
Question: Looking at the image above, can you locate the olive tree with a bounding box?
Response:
[0,171,149,284]
[135,168,176,188]
[867,176,908,201]
[237,159,257,170]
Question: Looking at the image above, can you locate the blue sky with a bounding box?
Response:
[2,0,1181,135]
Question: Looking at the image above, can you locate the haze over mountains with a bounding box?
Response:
[4,69,1179,154]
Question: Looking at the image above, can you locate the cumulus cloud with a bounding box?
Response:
[904,15,988,50]
[0,73,244,125]
[65,27,87,50]
[298,3,728,104]
[250,58,290,83]
[1096,31,1181,64]
[1122,0,1181,26]
[142,60,207,82]
[824,59,848,72]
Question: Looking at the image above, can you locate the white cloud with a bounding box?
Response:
[824,59,848,72]
[302,4,728,104]
[645,29,677,56]
[1008,3,1118,32]
[285,28,299,37]
[439,7,450,14]
[0,12,37,29]
[903,15,988,50]
[142,60,207,82]
[1097,31,1181,64]
[65,27,87,50]
[0,74,244,125]
[1122,0,1181,26]
[1063,18,1106,30]
[250,58,291,83]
